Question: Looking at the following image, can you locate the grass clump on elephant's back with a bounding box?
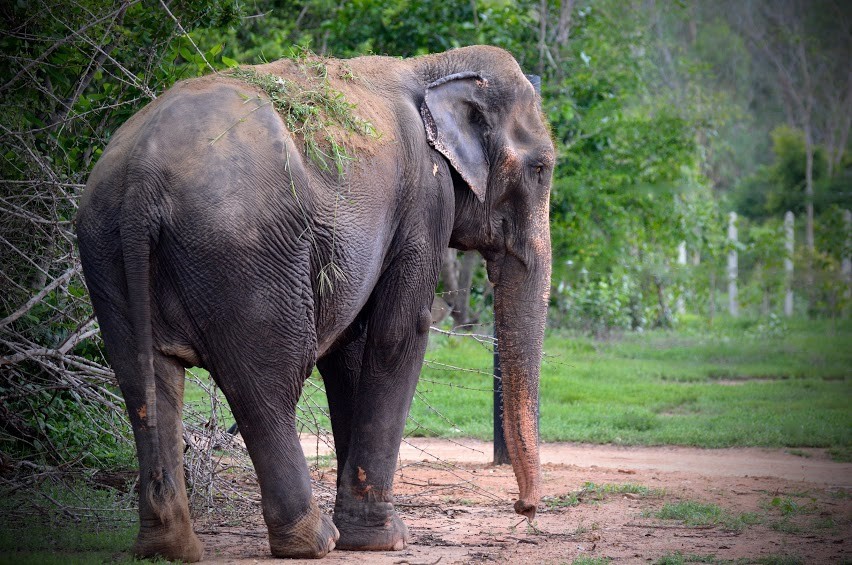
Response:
[226,61,378,178]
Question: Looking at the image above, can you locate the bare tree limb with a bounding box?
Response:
[0,267,78,327]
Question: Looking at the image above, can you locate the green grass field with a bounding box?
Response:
[182,317,852,456]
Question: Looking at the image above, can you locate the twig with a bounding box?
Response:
[159,0,216,74]
[0,266,78,327]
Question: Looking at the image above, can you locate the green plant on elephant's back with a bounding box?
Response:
[225,64,379,175]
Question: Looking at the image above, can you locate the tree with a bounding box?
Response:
[731,0,852,255]
[0,0,241,478]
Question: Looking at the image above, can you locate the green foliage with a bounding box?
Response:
[768,496,809,517]
[572,557,612,565]
[552,273,639,335]
[540,2,719,333]
[758,492,826,535]
[202,0,539,62]
[0,0,244,474]
[733,126,840,219]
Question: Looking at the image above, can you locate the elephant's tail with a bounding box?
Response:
[121,218,177,523]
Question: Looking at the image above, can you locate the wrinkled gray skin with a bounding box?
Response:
[76,45,554,561]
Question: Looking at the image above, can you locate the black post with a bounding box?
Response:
[493,325,510,465]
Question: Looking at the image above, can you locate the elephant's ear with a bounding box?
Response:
[525,74,542,95]
[421,72,489,203]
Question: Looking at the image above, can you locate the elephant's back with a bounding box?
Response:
[80,74,314,236]
[77,75,321,315]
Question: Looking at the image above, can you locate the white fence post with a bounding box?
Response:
[728,212,738,317]
[785,211,794,317]
[677,241,686,314]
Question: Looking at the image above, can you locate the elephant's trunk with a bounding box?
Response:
[490,210,551,521]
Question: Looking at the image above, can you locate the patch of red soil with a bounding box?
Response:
[194,439,852,564]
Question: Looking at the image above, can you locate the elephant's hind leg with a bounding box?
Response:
[212,351,339,558]
[129,352,203,561]
[95,306,203,562]
[87,269,203,561]
[317,328,367,488]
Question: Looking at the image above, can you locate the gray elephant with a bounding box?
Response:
[76,45,553,561]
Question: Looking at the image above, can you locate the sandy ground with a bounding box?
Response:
[193,437,852,564]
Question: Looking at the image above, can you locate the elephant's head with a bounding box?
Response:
[419,46,554,520]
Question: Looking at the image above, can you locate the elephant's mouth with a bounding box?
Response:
[485,254,504,286]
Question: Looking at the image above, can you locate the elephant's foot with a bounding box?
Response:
[268,503,339,558]
[134,520,204,562]
[333,499,410,551]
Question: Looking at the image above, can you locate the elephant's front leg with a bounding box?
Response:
[331,272,436,551]
[317,329,366,489]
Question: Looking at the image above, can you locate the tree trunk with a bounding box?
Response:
[453,251,480,327]
[804,125,815,315]
[439,247,460,310]
[537,0,547,77]
[708,270,716,324]
[555,0,574,45]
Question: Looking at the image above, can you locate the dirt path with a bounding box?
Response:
[391,438,852,486]
[196,438,852,564]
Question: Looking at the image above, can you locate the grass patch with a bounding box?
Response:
[581,481,664,501]
[306,453,334,468]
[828,488,851,500]
[827,446,852,462]
[748,556,805,565]
[765,496,816,517]
[653,500,762,531]
[544,482,663,509]
[184,319,850,452]
[654,553,805,565]
[655,553,724,565]
[760,493,828,536]
[411,318,852,449]
[543,492,581,509]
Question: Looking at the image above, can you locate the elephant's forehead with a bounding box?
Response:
[506,109,554,161]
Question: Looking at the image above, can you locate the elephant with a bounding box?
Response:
[76,45,554,561]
